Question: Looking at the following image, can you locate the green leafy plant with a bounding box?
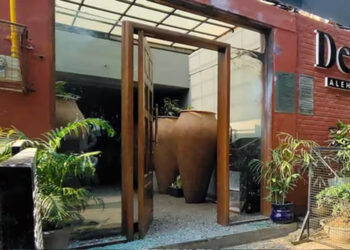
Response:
[159,97,182,117]
[0,118,115,230]
[316,183,350,218]
[55,81,80,100]
[0,127,26,162]
[329,120,350,176]
[170,175,182,189]
[250,133,318,205]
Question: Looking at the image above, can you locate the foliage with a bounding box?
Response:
[0,118,115,230]
[170,175,182,189]
[316,183,350,218]
[159,97,182,117]
[55,81,80,100]
[0,127,26,162]
[250,133,318,205]
[329,120,350,176]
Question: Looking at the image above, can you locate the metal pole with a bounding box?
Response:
[9,0,19,58]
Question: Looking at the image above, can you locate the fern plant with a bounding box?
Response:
[329,120,350,176]
[250,133,318,205]
[55,81,80,100]
[0,118,115,230]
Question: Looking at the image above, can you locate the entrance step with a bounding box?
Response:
[68,235,127,249]
[156,222,297,249]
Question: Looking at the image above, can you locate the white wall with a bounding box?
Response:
[56,30,190,88]
[189,28,264,140]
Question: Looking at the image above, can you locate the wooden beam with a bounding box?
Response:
[130,21,228,51]
[121,21,134,241]
[217,46,230,226]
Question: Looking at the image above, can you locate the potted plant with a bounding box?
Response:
[250,133,317,223]
[167,175,184,197]
[316,183,350,242]
[328,121,350,185]
[154,98,182,194]
[0,118,115,249]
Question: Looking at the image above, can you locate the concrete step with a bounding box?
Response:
[156,222,298,249]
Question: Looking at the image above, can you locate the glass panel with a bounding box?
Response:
[56,0,79,10]
[120,16,155,26]
[80,6,120,21]
[189,31,216,40]
[158,25,187,33]
[110,26,122,35]
[230,53,263,139]
[188,29,265,219]
[126,5,167,22]
[56,6,77,15]
[136,0,173,12]
[77,13,115,24]
[55,13,74,25]
[174,9,206,21]
[74,18,113,32]
[163,15,200,30]
[84,0,130,14]
[207,18,235,28]
[194,23,230,36]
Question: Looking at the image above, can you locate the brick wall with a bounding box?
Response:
[296,15,350,144]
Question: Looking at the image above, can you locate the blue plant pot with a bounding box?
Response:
[270,203,294,224]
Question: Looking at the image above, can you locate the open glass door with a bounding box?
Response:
[137,30,154,238]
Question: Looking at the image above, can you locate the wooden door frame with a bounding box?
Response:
[121,21,230,241]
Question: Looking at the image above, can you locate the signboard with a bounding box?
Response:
[315,30,350,92]
[325,77,350,91]
[315,30,350,74]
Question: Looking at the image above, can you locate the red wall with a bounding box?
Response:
[0,0,55,137]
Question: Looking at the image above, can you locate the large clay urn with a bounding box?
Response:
[55,98,86,152]
[173,110,217,203]
[55,98,84,128]
[153,116,179,194]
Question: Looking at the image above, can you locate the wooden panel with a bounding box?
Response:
[217,47,230,226]
[121,21,134,241]
[138,31,154,238]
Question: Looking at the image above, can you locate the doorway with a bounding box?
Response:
[121,21,231,240]
[54,0,272,245]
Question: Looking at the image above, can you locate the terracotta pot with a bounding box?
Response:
[173,110,217,203]
[55,98,84,128]
[153,116,178,194]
